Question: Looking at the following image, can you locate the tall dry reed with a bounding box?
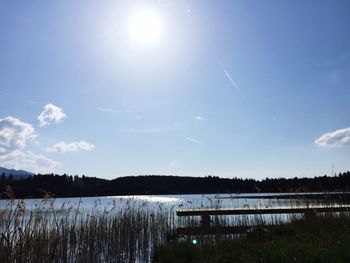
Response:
[0,195,175,263]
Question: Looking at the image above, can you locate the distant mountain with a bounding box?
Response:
[0,167,34,180]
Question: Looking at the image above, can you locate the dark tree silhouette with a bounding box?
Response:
[1,171,350,199]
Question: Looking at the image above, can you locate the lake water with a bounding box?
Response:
[0,192,327,219]
[0,192,318,210]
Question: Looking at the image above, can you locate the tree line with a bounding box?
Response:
[1,171,350,199]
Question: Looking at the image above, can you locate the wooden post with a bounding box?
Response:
[201,214,210,227]
[304,209,317,220]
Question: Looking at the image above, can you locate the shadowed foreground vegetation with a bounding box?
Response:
[154,214,350,263]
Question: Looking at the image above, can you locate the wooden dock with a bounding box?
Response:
[177,205,350,217]
[175,205,350,236]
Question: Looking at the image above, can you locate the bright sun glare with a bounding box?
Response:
[128,10,162,46]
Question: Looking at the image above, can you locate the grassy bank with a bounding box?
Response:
[154,214,350,263]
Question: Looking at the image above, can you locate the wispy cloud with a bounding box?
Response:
[315,127,350,147]
[120,122,184,134]
[330,68,350,85]
[337,51,350,63]
[143,128,167,133]
[97,107,122,113]
[119,128,167,134]
[171,122,186,129]
[186,137,203,145]
[119,128,136,133]
[98,107,141,121]
[97,107,137,114]
[317,51,350,67]
[38,103,66,127]
[223,70,239,91]
[47,140,95,153]
[329,51,350,65]
[195,116,204,121]
[168,160,177,169]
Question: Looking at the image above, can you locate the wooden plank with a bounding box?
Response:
[219,192,350,199]
[177,226,251,235]
[176,205,350,217]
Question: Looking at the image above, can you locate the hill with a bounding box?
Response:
[0,167,33,180]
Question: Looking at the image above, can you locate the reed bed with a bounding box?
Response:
[0,191,348,262]
[0,196,176,263]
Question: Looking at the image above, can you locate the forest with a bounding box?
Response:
[1,171,350,198]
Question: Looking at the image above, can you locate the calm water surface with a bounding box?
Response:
[0,192,324,214]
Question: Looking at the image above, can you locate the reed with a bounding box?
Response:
[1,191,349,262]
[0,195,175,263]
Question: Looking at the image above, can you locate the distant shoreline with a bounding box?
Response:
[1,172,350,199]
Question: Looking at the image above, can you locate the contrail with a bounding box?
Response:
[97,107,122,113]
[224,70,239,91]
[186,137,204,145]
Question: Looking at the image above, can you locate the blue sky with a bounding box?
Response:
[0,0,349,179]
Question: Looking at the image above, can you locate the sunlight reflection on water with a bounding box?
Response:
[0,192,332,214]
[108,195,182,203]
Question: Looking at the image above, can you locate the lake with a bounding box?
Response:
[0,192,323,209]
[0,192,329,219]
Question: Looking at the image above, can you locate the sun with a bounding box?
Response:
[128,10,162,46]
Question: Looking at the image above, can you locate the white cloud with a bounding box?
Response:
[47,140,95,153]
[0,116,37,156]
[38,103,66,127]
[186,137,203,145]
[0,116,59,173]
[315,127,350,147]
[0,116,60,173]
[195,116,204,121]
[0,150,60,174]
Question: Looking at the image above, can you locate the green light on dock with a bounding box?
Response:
[192,239,198,245]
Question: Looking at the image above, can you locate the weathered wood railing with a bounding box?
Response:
[176,205,350,236]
